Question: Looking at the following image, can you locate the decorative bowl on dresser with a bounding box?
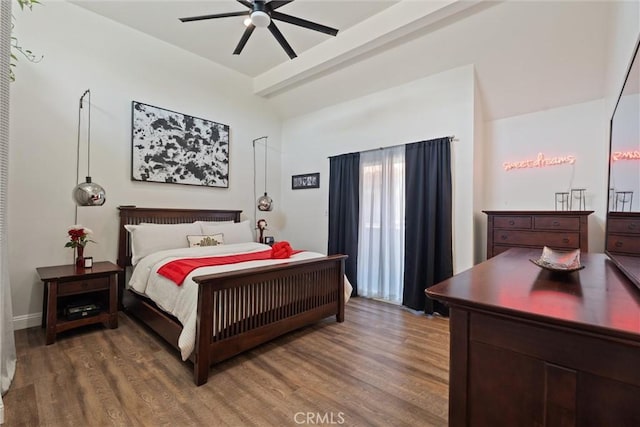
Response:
[484,210,593,259]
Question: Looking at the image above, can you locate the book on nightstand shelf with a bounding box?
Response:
[64,302,102,320]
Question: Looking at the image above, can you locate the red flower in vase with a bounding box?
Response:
[64,225,96,249]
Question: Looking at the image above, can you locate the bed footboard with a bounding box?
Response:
[192,255,347,386]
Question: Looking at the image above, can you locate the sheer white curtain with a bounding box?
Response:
[1,0,16,423]
[357,145,405,303]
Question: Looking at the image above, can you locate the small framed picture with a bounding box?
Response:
[292,173,320,190]
[264,236,275,246]
[83,257,93,268]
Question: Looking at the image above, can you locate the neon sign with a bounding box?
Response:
[503,153,575,171]
[611,150,640,161]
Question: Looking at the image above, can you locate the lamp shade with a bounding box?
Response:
[72,176,106,206]
[257,192,273,211]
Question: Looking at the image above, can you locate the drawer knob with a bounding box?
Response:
[82,282,88,289]
[501,235,508,240]
[629,223,637,230]
[615,241,623,248]
[552,221,560,226]
[562,238,569,243]
[508,220,515,226]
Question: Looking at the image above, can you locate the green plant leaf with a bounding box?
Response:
[11,0,42,82]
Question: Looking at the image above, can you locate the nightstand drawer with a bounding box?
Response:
[58,277,110,296]
[534,216,580,231]
[493,216,532,229]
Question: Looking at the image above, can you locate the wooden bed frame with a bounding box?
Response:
[117,206,346,385]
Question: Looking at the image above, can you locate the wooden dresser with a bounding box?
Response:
[426,249,640,426]
[606,211,640,256]
[484,210,593,258]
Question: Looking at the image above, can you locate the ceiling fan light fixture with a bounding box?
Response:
[251,11,270,28]
[179,0,339,58]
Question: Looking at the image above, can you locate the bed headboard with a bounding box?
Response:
[117,206,242,269]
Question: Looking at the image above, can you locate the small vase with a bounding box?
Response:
[76,246,85,269]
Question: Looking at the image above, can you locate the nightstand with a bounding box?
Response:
[36,261,122,345]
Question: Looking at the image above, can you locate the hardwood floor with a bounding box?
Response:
[3,298,450,427]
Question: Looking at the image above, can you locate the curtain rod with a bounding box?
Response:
[328,135,457,159]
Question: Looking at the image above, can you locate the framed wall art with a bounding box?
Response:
[292,173,320,190]
[131,101,229,188]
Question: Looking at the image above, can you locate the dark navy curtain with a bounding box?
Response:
[403,138,453,315]
[328,153,360,296]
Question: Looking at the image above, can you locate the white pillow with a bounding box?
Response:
[194,220,235,227]
[187,234,225,247]
[125,222,201,265]
[200,220,254,244]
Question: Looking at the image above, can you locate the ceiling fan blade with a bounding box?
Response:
[180,11,249,23]
[233,24,256,55]
[270,11,338,36]
[269,1,295,10]
[236,0,254,9]
[268,22,297,59]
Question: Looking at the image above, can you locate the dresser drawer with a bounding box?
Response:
[58,276,110,296]
[493,216,532,229]
[534,216,580,231]
[606,234,640,255]
[607,218,640,235]
[494,230,579,248]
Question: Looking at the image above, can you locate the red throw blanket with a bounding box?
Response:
[158,242,300,285]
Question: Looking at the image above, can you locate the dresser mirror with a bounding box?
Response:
[606,35,640,290]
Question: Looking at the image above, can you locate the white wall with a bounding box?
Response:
[9,1,282,328]
[483,99,608,253]
[279,65,476,275]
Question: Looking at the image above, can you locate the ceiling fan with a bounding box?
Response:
[179,0,339,59]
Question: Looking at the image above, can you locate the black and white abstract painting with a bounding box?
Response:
[131,102,229,188]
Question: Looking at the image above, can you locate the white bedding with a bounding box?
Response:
[128,242,352,360]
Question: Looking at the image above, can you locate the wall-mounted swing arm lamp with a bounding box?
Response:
[72,89,106,209]
[253,136,273,212]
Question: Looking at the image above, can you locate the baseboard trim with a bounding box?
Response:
[13,312,41,330]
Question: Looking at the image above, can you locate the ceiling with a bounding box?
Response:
[72,0,399,78]
[72,0,617,120]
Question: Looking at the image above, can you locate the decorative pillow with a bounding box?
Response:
[125,222,201,265]
[187,234,224,247]
[200,220,254,244]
